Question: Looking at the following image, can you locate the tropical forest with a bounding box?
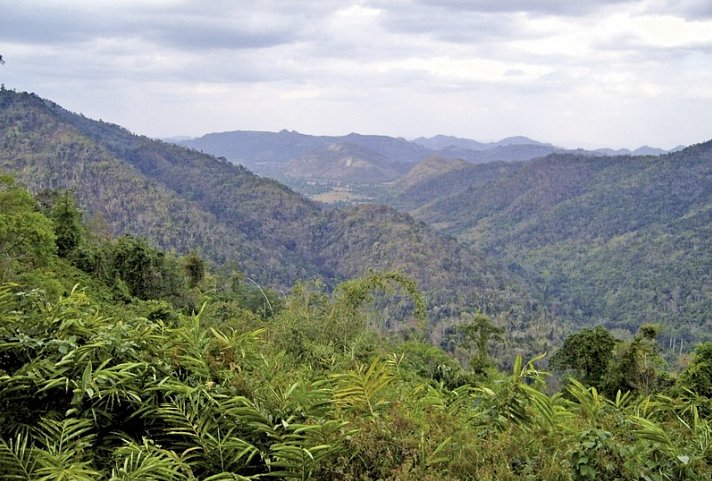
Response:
[2,84,712,481]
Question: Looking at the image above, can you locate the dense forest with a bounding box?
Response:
[390,147,712,350]
[3,175,712,480]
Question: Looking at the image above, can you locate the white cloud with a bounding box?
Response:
[1,0,711,148]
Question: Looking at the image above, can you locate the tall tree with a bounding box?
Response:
[47,190,85,258]
[458,313,503,373]
[603,323,666,396]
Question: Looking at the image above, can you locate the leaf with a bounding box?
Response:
[0,432,37,480]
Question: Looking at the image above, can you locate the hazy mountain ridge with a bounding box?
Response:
[179,130,680,187]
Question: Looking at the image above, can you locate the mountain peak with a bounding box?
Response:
[496,136,551,147]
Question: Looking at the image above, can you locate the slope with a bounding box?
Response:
[395,147,712,342]
[285,142,407,183]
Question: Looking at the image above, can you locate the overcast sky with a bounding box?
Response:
[1,0,711,149]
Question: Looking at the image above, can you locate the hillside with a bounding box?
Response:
[0,88,546,339]
[393,156,471,192]
[181,130,680,188]
[393,147,712,343]
[285,142,407,183]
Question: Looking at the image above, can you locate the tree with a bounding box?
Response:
[183,250,206,288]
[679,341,712,398]
[45,190,85,258]
[457,313,503,374]
[0,175,56,274]
[550,326,617,389]
[603,323,666,396]
[111,235,183,300]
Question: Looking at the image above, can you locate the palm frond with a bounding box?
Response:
[332,357,394,417]
[0,432,36,481]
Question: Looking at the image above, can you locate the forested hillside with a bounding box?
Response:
[394,147,712,345]
[2,177,712,480]
[0,88,546,346]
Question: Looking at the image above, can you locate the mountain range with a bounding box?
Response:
[176,123,710,348]
[2,87,710,352]
[177,130,682,185]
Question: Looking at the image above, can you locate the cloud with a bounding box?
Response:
[402,0,636,16]
[1,0,712,149]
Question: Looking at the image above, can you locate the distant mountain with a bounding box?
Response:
[412,134,552,151]
[435,143,563,164]
[180,131,569,182]
[285,142,407,183]
[496,136,553,147]
[0,88,545,337]
[411,135,489,151]
[592,145,686,157]
[182,130,683,186]
[392,145,712,343]
[178,130,431,179]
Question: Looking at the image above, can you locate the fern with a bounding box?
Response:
[109,438,193,481]
[157,392,262,475]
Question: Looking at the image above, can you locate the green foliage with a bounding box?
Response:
[42,190,85,259]
[603,324,668,397]
[680,342,712,398]
[111,235,184,301]
[551,326,618,389]
[182,251,205,289]
[456,312,503,374]
[0,175,57,275]
[2,268,712,480]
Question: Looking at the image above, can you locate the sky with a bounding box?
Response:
[1,1,712,149]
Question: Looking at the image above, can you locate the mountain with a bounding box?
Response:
[592,145,686,157]
[392,146,712,343]
[435,143,562,164]
[182,130,683,189]
[412,134,552,150]
[178,130,431,179]
[285,142,407,183]
[180,131,570,182]
[0,88,546,338]
[394,156,471,192]
[411,134,489,151]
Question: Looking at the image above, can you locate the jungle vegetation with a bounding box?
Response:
[2,176,712,480]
